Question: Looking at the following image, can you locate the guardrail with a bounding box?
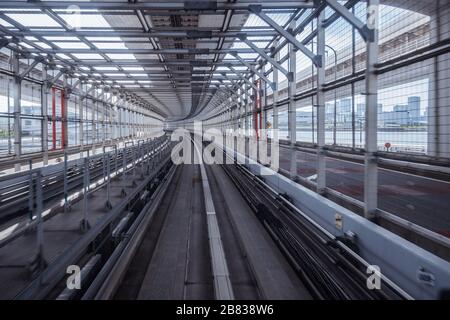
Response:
[15,136,173,299]
[201,132,450,299]
[0,135,170,246]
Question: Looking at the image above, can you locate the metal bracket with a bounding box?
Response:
[238,34,290,77]
[187,30,213,38]
[190,60,208,67]
[248,5,321,67]
[225,65,258,91]
[222,74,247,93]
[47,70,65,88]
[18,56,45,79]
[231,47,277,90]
[325,0,375,42]
[189,48,210,55]
[184,1,217,10]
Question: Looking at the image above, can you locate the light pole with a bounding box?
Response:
[311,42,338,146]
[358,118,363,147]
[326,46,338,145]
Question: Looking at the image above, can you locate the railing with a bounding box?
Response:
[0,135,171,246]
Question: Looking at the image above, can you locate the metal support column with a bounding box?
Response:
[92,86,98,155]
[244,83,249,161]
[363,0,379,218]
[28,159,34,220]
[244,83,249,137]
[42,64,49,165]
[79,82,85,154]
[12,51,21,172]
[288,20,297,179]
[101,94,106,149]
[317,11,326,194]
[272,40,279,159]
[62,74,69,149]
[105,150,112,210]
[118,105,122,141]
[261,64,267,140]
[81,157,91,232]
[64,151,69,213]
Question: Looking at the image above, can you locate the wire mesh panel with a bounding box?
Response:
[324,7,353,82]
[21,81,42,154]
[278,103,289,140]
[0,0,447,237]
[296,97,316,144]
[378,62,429,154]
[0,75,13,156]
[354,2,367,73]
[378,3,430,63]
[67,94,80,147]
[266,108,273,138]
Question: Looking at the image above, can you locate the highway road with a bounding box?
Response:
[278,147,450,236]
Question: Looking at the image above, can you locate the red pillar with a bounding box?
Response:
[51,87,56,150]
[61,89,66,149]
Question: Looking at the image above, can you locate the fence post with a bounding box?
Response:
[81,157,91,232]
[28,159,34,221]
[63,151,69,213]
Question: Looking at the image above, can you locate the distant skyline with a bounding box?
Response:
[294,78,429,117]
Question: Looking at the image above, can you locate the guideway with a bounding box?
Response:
[0,135,418,300]
[100,137,312,300]
[82,136,411,300]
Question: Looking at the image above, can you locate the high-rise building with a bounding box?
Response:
[407,96,421,120]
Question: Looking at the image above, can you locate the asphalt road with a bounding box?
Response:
[277,147,450,236]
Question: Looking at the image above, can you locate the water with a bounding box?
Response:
[273,130,428,153]
[0,130,429,156]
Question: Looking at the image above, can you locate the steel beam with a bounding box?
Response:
[47,70,65,88]
[19,57,44,79]
[261,64,267,141]
[79,82,85,152]
[25,48,266,55]
[316,11,326,194]
[231,53,276,90]
[363,0,379,219]
[0,1,314,10]
[42,64,49,165]
[272,40,279,135]
[325,0,374,42]
[11,30,280,39]
[62,74,69,149]
[249,5,321,67]
[225,66,259,91]
[287,21,297,179]
[238,35,292,80]
[12,52,21,172]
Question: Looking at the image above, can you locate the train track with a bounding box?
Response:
[219,154,411,300]
[80,136,243,300]
[25,134,412,300]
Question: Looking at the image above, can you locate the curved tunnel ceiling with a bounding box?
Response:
[0,0,446,122]
[103,5,248,121]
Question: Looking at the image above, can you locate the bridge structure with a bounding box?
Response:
[0,0,449,301]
